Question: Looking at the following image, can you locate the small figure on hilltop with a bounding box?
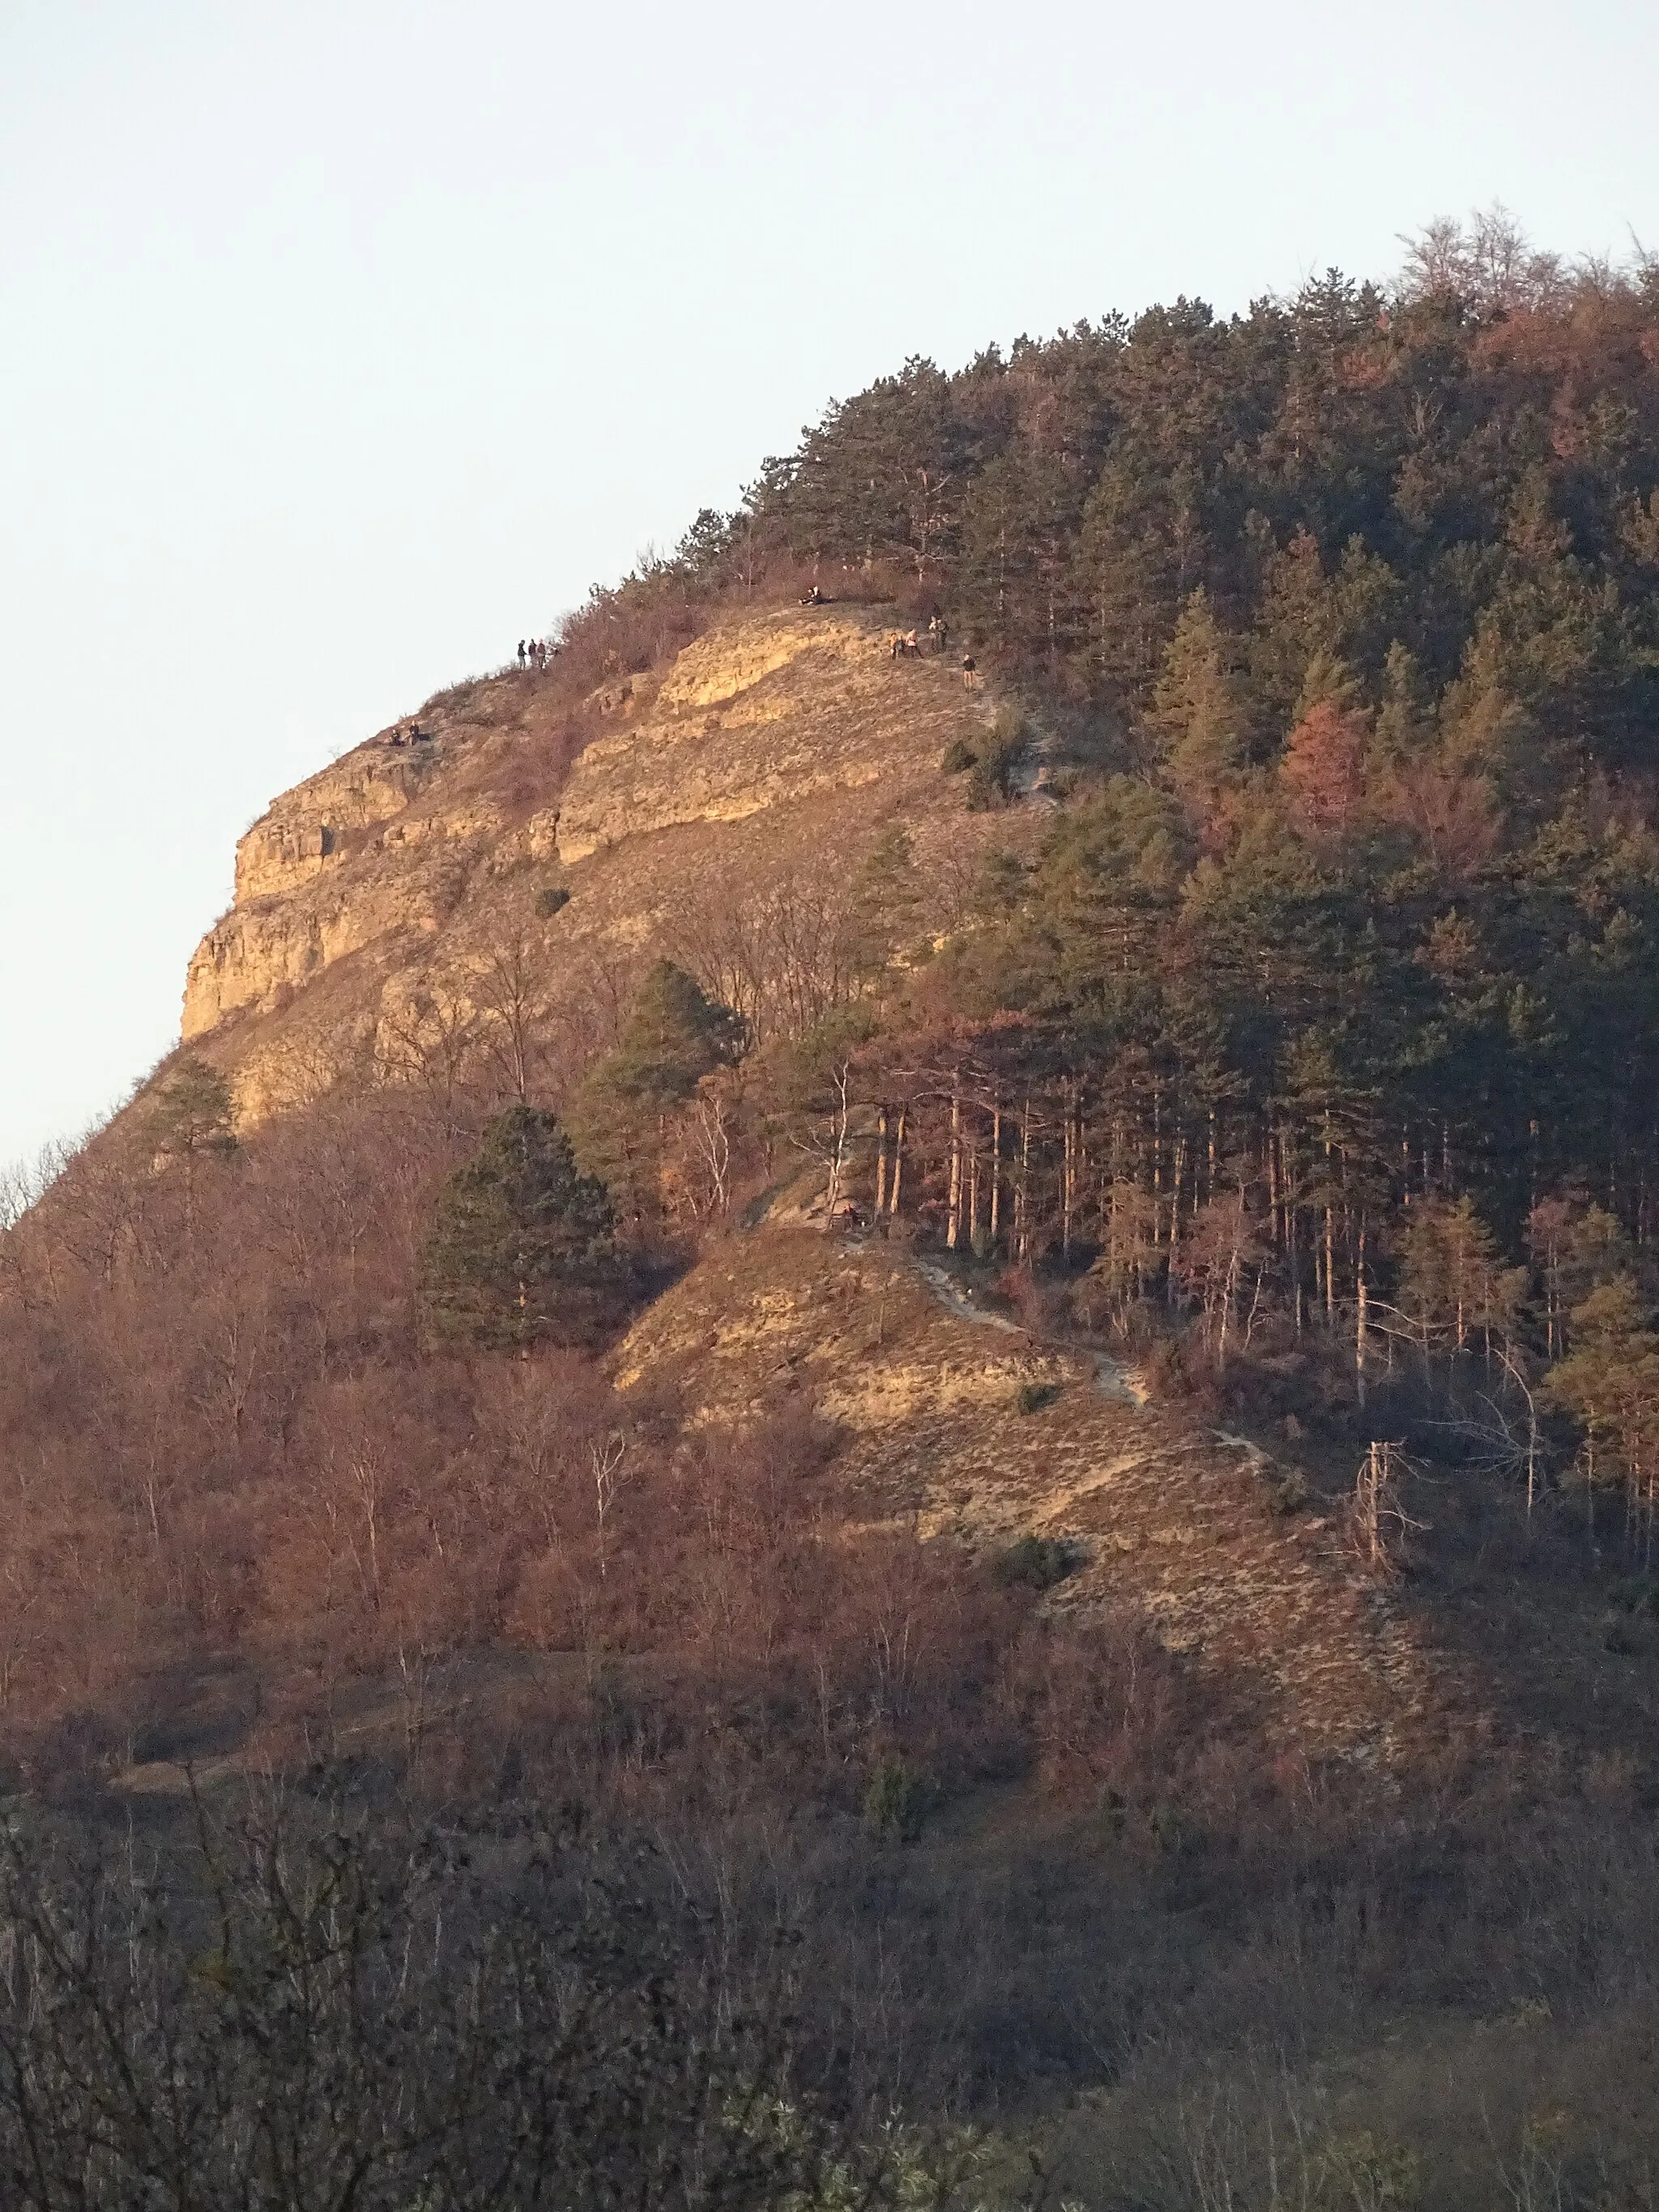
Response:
[962,654,979,689]
[517,640,527,670]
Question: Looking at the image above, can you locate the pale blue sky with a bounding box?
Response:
[3,0,1656,1172]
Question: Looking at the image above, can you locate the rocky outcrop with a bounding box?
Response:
[177,607,1013,1114]
[555,612,966,862]
[232,750,435,904]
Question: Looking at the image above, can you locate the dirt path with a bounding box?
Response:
[909,1256,1147,1404]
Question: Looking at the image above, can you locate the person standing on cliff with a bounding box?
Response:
[517,640,527,670]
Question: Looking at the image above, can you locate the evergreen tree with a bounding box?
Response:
[569,963,744,1218]
[147,1052,238,1238]
[1280,696,1368,842]
[1398,1196,1524,1353]
[148,1054,237,1161]
[847,825,922,982]
[1545,1276,1659,1542]
[424,1105,617,1350]
[1144,590,1249,823]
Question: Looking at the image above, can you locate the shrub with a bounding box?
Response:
[1264,1464,1311,1515]
[992,1535,1076,1591]
[1014,1380,1060,1415]
[863,1758,931,1842]
[535,884,571,918]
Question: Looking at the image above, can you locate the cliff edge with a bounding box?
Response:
[181,607,1014,1123]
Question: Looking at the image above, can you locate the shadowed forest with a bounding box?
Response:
[8,213,1659,2205]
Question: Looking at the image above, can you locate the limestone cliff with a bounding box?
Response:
[179,607,1022,1125]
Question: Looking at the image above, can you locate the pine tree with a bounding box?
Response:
[148,1054,237,1161]
[1545,1276,1659,1547]
[569,963,744,1219]
[1281,697,1368,841]
[1399,1196,1524,1354]
[848,825,922,983]
[424,1105,618,1350]
[1145,590,1249,823]
[147,1052,238,1239]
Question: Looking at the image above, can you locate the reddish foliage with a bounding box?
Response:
[1279,700,1368,840]
[0,1089,1198,1824]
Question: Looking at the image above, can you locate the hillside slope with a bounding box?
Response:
[614,1221,1461,1767]
[151,602,1499,1780]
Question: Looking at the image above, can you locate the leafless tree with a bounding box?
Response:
[474,934,551,1102]
[0,1796,884,2212]
[591,1430,628,1578]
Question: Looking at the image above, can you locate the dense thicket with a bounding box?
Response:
[0,1802,868,2212]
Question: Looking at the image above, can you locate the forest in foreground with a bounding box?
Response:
[6,213,1659,2205]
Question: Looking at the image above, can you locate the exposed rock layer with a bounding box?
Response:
[181,607,1007,1124]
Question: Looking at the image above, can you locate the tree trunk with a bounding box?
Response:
[1355,1223,1369,1409]
[1061,1092,1075,1259]
[989,1102,1002,1244]
[1017,1098,1032,1263]
[946,1086,962,1251]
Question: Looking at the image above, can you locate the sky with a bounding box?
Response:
[2,0,1657,1175]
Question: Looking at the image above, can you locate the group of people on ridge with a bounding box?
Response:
[518,637,558,671]
[889,612,952,659]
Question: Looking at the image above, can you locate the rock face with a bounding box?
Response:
[554,613,961,861]
[178,606,1017,1123]
[232,752,433,904]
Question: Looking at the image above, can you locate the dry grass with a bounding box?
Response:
[614,1221,1468,1771]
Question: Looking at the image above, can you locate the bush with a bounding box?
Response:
[1264,1463,1311,1515]
[0,1804,870,2212]
[864,1758,932,1842]
[535,884,571,918]
[1014,1379,1060,1415]
[992,1535,1077,1591]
